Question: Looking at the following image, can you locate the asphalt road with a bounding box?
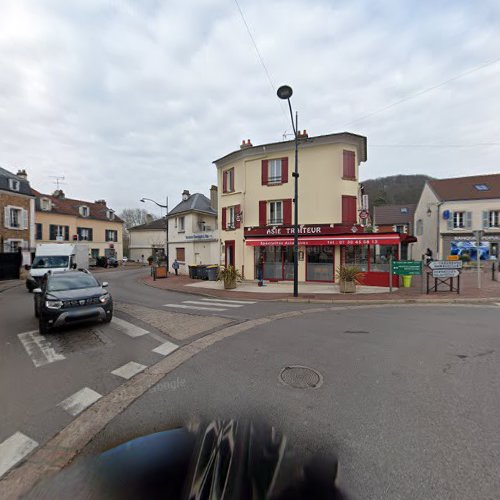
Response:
[66,303,500,500]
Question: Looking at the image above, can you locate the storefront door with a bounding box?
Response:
[306,246,334,281]
[256,246,295,281]
[225,240,235,268]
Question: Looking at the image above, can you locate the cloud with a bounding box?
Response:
[1,0,499,212]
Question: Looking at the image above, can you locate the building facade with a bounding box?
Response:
[214,132,407,287]
[413,174,500,261]
[0,167,35,256]
[34,190,124,260]
[128,219,168,262]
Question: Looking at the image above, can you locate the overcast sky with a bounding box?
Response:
[1,0,499,215]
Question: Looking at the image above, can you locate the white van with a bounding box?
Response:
[26,243,89,291]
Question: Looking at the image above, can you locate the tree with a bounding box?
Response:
[119,208,154,230]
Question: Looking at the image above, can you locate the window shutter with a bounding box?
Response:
[261,160,269,185]
[465,212,472,229]
[343,150,355,179]
[282,157,289,183]
[342,196,357,224]
[64,226,70,240]
[235,204,241,229]
[223,171,227,193]
[222,208,227,230]
[89,228,93,241]
[4,207,10,228]
[259,201,267,226]
[21,209,28,229]
[447,213,453,230]
[483,211,490,229]
[49,225,56,240]
[230,169,235,191]
[283,199,292,225]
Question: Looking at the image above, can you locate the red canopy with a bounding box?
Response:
[245,234,401,247]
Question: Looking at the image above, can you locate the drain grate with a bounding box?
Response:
[279,365,323,389]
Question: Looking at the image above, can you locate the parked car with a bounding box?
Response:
[34,270,113,334]
[107,257,119,268]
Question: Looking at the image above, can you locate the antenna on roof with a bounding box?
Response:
[50,175,66,189]
[282,131,294,141]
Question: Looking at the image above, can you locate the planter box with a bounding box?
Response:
[339,280,356,293]
[224,279,236,290]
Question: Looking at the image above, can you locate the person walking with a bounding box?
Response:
[425,248,433,265]
[172,259,180,276]
[257,255,264,286]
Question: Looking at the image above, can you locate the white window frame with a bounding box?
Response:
[489,210,500,228]
[453,211,465,229]
[178,216,185,232]
[79,228,91,241]
[9,207,22,228]
[55,225,66,240]
[107,210,115,220]
[226,169,234,192]
[105,230,117,242]
[79,206,89,217]
[227,207,235,229]
[8,179,20,191]
[416,219,423,236]
[268,201,283,225]
[41,198,51,211]
[5,239,24,251]
[268,159,282,184]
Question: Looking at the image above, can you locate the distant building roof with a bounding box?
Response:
[33,190,123,223]
[428,173,500,201]
[129,219,167,231]
[168,193,216,217]
[373,204,416,225]
[0,166,34,196]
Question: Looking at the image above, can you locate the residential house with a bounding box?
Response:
[413,174,500,261]
[0,167,35,256]
[214,132,411,287]
[128,218,168,262]
[34,190,124,260]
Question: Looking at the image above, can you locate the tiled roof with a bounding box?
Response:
[0,166,34,196]
[373,204,416,224]
[168,193,216,217]
[129,219,167,231]
[428,173,500,201]
[34,190,123,223]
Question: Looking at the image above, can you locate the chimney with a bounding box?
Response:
[53,189,65,199]
[240,139,253,149]
[16,169,28,180]
[182,190,190,201]
[297,130,308,139]
[210,185,218,211]
[95,199,107,205]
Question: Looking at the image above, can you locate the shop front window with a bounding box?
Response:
[370,245,399,272]
[307,246,334,281]
[254,246,295,281]
[344,245,368,271]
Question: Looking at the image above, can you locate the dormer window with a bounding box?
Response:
[79,206,89,217]
[40,198,51,211]
[9,179,20,192]
[106,209,115,220]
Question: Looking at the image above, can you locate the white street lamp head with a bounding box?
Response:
[277,85,293,100]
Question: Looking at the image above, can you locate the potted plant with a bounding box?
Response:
[336,265,364,293]
[217,265,242,289]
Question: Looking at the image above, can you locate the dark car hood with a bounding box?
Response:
[47,287,105,300]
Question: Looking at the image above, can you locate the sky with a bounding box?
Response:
[1,0,499,215]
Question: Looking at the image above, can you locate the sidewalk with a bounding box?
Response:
[143,268,500,303]
[0,279,23,293]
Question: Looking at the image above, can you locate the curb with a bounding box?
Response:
[0,282,23,294]
[3,301,500,497]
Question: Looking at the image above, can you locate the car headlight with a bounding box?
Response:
[99,294,110,304]
[46,300,63,310]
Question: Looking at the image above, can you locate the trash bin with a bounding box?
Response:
[188,266,197,279]
[206,265,219,281]
[402,275,412,288]
[197,265,208,280]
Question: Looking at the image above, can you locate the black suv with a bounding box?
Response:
[34,271,113,334]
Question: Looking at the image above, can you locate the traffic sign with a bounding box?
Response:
[359,209,369,219]
[392,260,422,275]
[429,260,463,270]
[432,269,460,278]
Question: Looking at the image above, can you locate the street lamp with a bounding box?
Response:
[277,84,299,297]
[140,197,169,271]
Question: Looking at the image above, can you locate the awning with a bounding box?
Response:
[245,234,402,247]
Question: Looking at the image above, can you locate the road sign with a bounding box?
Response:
[359,209,369,220]
[429,260,463,270]
[392,260,422,275]
[432,269,460,278]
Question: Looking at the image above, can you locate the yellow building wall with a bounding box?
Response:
[35,212,123,259]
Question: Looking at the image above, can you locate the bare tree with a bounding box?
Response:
[119,208,154,229]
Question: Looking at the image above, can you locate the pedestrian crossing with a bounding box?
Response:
[163,297,256,313]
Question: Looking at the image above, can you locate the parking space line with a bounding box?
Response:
[183,300,244,308]
[163,304,226,312]
[200,298,257,304]
[17,331,65,368]
[111,361,147,380]
[111,317,149,337]
[0,432,38,479]
[58,387,102,416]
[152,341,179,356]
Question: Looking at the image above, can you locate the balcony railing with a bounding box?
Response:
[267,218,283,225]
[267,176,282,185]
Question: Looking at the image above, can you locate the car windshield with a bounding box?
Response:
[32,256,69,269]
[47,274,99,292]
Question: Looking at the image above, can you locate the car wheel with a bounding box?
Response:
[34,299,39,318]
[39,315,50,335]
[103,311,113,323]
[26,282,34,293]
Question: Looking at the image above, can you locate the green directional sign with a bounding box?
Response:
[392,260,422,276]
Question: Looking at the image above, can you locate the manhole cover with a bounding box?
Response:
[279,366,323,389]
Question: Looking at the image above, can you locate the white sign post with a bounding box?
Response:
[432,269,460,278]
[428,260,463,270]
[474,230,483,290]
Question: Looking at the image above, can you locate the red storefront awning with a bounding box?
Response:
[245,234,401,246]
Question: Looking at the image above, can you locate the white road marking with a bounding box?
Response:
[152,341,179,356]
[200,298,257,304]
[58,387,102,416]
[111,317,149,337]
[0,432,38,479]
[17,331,65,368]
[183,300,243,308]
[111,361,147,380]
[163,304,226,312]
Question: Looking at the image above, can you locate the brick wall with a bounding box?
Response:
[0,192,32,248]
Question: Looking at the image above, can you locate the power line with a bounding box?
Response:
[344,56,500,127]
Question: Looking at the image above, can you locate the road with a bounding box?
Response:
[2,269,500,499]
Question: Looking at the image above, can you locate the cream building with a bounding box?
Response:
[34,190,123,260]
[214,132,407,287]
[413,174,500,261]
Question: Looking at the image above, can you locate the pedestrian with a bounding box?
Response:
[141,254,145,266]
[425,248,433,265]
[172,259,180,276]
[257,255,264,286]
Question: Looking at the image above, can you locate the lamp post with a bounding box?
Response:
[277,85,299,297]
[140,197,169,271]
